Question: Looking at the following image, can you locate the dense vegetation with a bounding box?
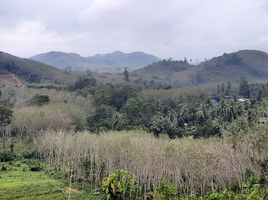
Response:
[0,51,76,84]
[131,50,268,88]
[1,75,268,199]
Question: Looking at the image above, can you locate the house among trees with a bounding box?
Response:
[237,97,250,102]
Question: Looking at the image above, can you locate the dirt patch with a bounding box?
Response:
[0,73,24,86]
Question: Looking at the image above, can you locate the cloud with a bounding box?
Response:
[0,20,88,57]
[0,0,268,60]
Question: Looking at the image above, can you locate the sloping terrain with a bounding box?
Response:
[0,73,24,86]
[132,50,268,87]
[30,51,160,71]
[0,52,76,84]
[196,50,268,83]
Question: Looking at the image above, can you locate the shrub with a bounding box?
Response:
[0,151,16,162]
[26,160,43,172]
[22,150,41,159]
[101,170,137,200]
[27,94,50,106]
[154,181,178,200]
[69,77,96,90]
[0,102,13,126]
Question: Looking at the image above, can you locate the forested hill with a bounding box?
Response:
[0,51,76,84]
[196,50,268,83]
[30,51,161,71]
[132,50,268,87]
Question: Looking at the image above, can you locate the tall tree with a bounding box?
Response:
[239,77,250,98]
[123,67,129,82]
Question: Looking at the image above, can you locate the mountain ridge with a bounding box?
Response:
[0,51,76,84]
[30,51,161,71]
[132,49,268,87]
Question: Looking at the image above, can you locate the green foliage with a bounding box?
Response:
[239,77,250,98]
[94,85,139,110]
[21,150,41,159]
[87,105,116,132]
[123,97,160,127]
[154,181,178,200]
[102,170,137,200]
[0,102,13,127]
[112,112,129,131]
[149,114,170,137]
[26,160,43,172]
[123,67,129,82]
[69,76,97,90]
[27,94,50,106]
[0,151,16,162]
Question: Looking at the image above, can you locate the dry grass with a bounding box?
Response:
[36,130,268,196]
[11,106,73,137]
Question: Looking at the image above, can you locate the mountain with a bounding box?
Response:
[0,51,76,85]
[132,50,268,87]
[30,51,161,71]
[196,50,268,83]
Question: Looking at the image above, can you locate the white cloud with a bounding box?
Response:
[0,0,268,59]
[0,21,88,57]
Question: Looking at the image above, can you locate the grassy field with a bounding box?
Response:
[0,163,102,200]
[0,170,64,200]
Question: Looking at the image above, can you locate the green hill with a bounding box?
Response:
[30,51,161,71]
[0,51,76,84]
[196,50,268,83]
[132,50,268,87]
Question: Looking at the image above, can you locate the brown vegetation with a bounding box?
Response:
[36,130,268,196]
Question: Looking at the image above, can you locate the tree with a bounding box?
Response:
[0,102,13,148]
[0,103,13,127]
[69,76,96,90]
[111,112,129,130]
[87,105,116,132]
[149,114,170,137]
[123,97,159,126]
[221,83,225,94]
[123,67,129,82]
[226,82,232,96]
[239,77,250,98]
[27,94,50,106]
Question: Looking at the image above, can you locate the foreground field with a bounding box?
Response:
[0,170,63,200]
[37,130,268,198]
[1,129,268,199]
[0,162,102,200]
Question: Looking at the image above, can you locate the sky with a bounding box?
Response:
[1,0,268,61]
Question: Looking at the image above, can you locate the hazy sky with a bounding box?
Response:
[1,0,268,60]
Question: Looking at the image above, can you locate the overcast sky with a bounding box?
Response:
[1,0,268,60]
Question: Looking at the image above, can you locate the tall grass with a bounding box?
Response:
[36,130,268,196]
[12,106,72,138]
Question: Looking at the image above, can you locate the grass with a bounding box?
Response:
[0,163,103,200]
[0,170,64,200]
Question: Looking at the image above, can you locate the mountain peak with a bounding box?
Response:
[30,50,161,71]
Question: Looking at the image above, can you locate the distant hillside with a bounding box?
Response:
[0,52,75,84]
[132,50,268,87]
[196,50,268,83]
[30,51,160,71]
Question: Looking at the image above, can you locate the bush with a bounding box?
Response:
[26,160,43,172]
[154,181,178,200]
[0,151,16,162]
[27,94,50,106]
[22,150,41,159]
[0,102,13,126]
[69,77,96,90]
[102,170,137,200]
